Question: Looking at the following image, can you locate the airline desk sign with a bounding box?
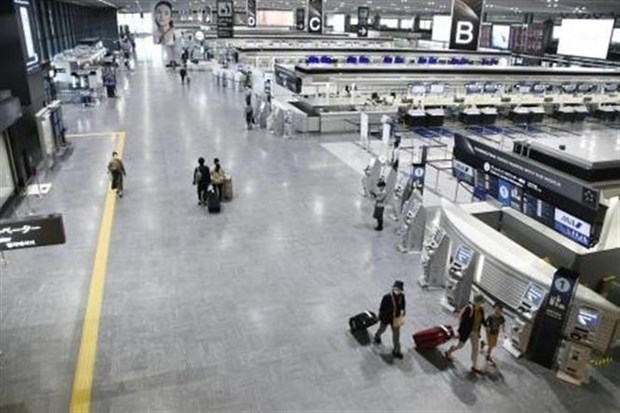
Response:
[554,209,592,247]
[0,214,66,251]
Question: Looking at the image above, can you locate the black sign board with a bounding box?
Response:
[529,268,579,368]
[307,0,323,34]
[274,65,302,94]
[449,0,484,50]
[246,0,257,27]
[453,134,604,247]
[0,214,66,251]
[217,0,234,38]
[411,163,426,194]
[296,8,305,30]
[357,6,370,37]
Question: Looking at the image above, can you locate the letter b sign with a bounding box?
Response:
[455,22,473,45]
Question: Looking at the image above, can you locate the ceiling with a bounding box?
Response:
[75,0,620,16]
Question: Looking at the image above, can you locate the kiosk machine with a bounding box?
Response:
[504,282,547,358]
[441,245,477,312]
[397,196,426,253]
[419,227,450,288]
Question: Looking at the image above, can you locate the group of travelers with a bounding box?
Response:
[373,283,505,372]
[192,157,226,206]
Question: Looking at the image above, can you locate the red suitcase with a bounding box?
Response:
[413,325,455,350]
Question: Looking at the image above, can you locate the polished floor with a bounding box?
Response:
[1,61,619,413]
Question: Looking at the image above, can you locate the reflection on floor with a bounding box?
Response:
[0,63,619,413]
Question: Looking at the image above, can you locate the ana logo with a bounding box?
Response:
[560,214,582,229]
[483,162,490,172]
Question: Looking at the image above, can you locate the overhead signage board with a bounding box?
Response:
[449,0,484,50]
[357,6,370,37]
[217,0,234,38]
[453,134,602,247]
[246,0,257,27]
[296,8,305,30]
[530,268,579,368]
[0,214,66,251]
[307,0,323,34]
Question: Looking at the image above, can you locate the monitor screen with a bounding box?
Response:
[557,19,615,59]
[577,307,601,329]
[577,83,593,93]
[429,83,444,94]
[433,229,444,244]
[603,83,618,93]
[465,83,482,94]
[484,83,500,94]
[517,84,531,94]
[563,83,577,93]
[532,84,546,94]
[410,84,426,95]
[491,25,510,50]
[524,283,545,310]
[454,245,474,265]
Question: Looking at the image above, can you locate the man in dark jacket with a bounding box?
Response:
[107,151,127,198]
[445,294,486,373]
[193,157,211,205]
[374,280,406,359]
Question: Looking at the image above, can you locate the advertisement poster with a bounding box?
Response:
[153,1,175,45]
[357,6,370,37]
[449,0,484,50]
[307,0,323,34]
[217,0,234,38]
[247,0,257,27]
[296,8,305,30]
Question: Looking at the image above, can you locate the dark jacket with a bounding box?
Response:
[457,304,485,342]
[194,165,211,188]
[378,292,406,325]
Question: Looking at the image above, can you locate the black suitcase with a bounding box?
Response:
[207,189,221,213]
[349,311,378,331]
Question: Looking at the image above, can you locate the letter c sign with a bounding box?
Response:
[309,16,321,32]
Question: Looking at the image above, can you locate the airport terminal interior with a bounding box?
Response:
[1,0,620,412]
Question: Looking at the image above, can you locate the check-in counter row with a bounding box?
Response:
[439,200,620,354]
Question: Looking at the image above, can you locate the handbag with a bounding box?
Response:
[392,295,405,328]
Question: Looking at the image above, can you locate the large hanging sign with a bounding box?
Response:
[247,0,257,27]
[357,6,370,37]
[153,1,176,45]
[0,214,66,251]
[296,8,306,30]
[307,0,323,34]
[449,0,484,50]
[217,0,234,38]
[530,268,579,368]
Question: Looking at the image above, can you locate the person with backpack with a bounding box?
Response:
[373,280,406,359]
[211,158,225,201]
[107,151,127,198]
[445,294,486,373]
[193,157,211,205]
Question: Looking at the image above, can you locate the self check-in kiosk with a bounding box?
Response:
[441,245,478,312]
[505,282,547,357]
[419,227,450,289]
[397,196,426,253]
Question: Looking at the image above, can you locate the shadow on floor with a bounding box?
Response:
[0,403,32,413]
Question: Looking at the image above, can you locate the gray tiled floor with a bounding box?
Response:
[1,61,619,413]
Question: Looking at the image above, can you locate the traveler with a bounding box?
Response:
[180,66,188,85]
[193,157,211,205]
[445,294,486,373]
[372,180,387,231]
[107,151,127,198]
[245,104,254,130]
[374,280,406,359]
[482,303,505,366]
[211,158,225,200]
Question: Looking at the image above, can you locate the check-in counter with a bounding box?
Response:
[439,200,620,354]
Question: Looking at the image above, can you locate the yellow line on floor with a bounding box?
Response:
[67,132,123,138]
[70,131,126,413]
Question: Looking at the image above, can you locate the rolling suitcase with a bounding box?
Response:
[207,189,221,213]
[413,325,454,350]
[349,311,379,332]
[223,176,233,201]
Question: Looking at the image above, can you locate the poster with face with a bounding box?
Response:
[153,1,175,45]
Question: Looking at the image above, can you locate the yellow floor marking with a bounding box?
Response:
[70,131,126,413]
